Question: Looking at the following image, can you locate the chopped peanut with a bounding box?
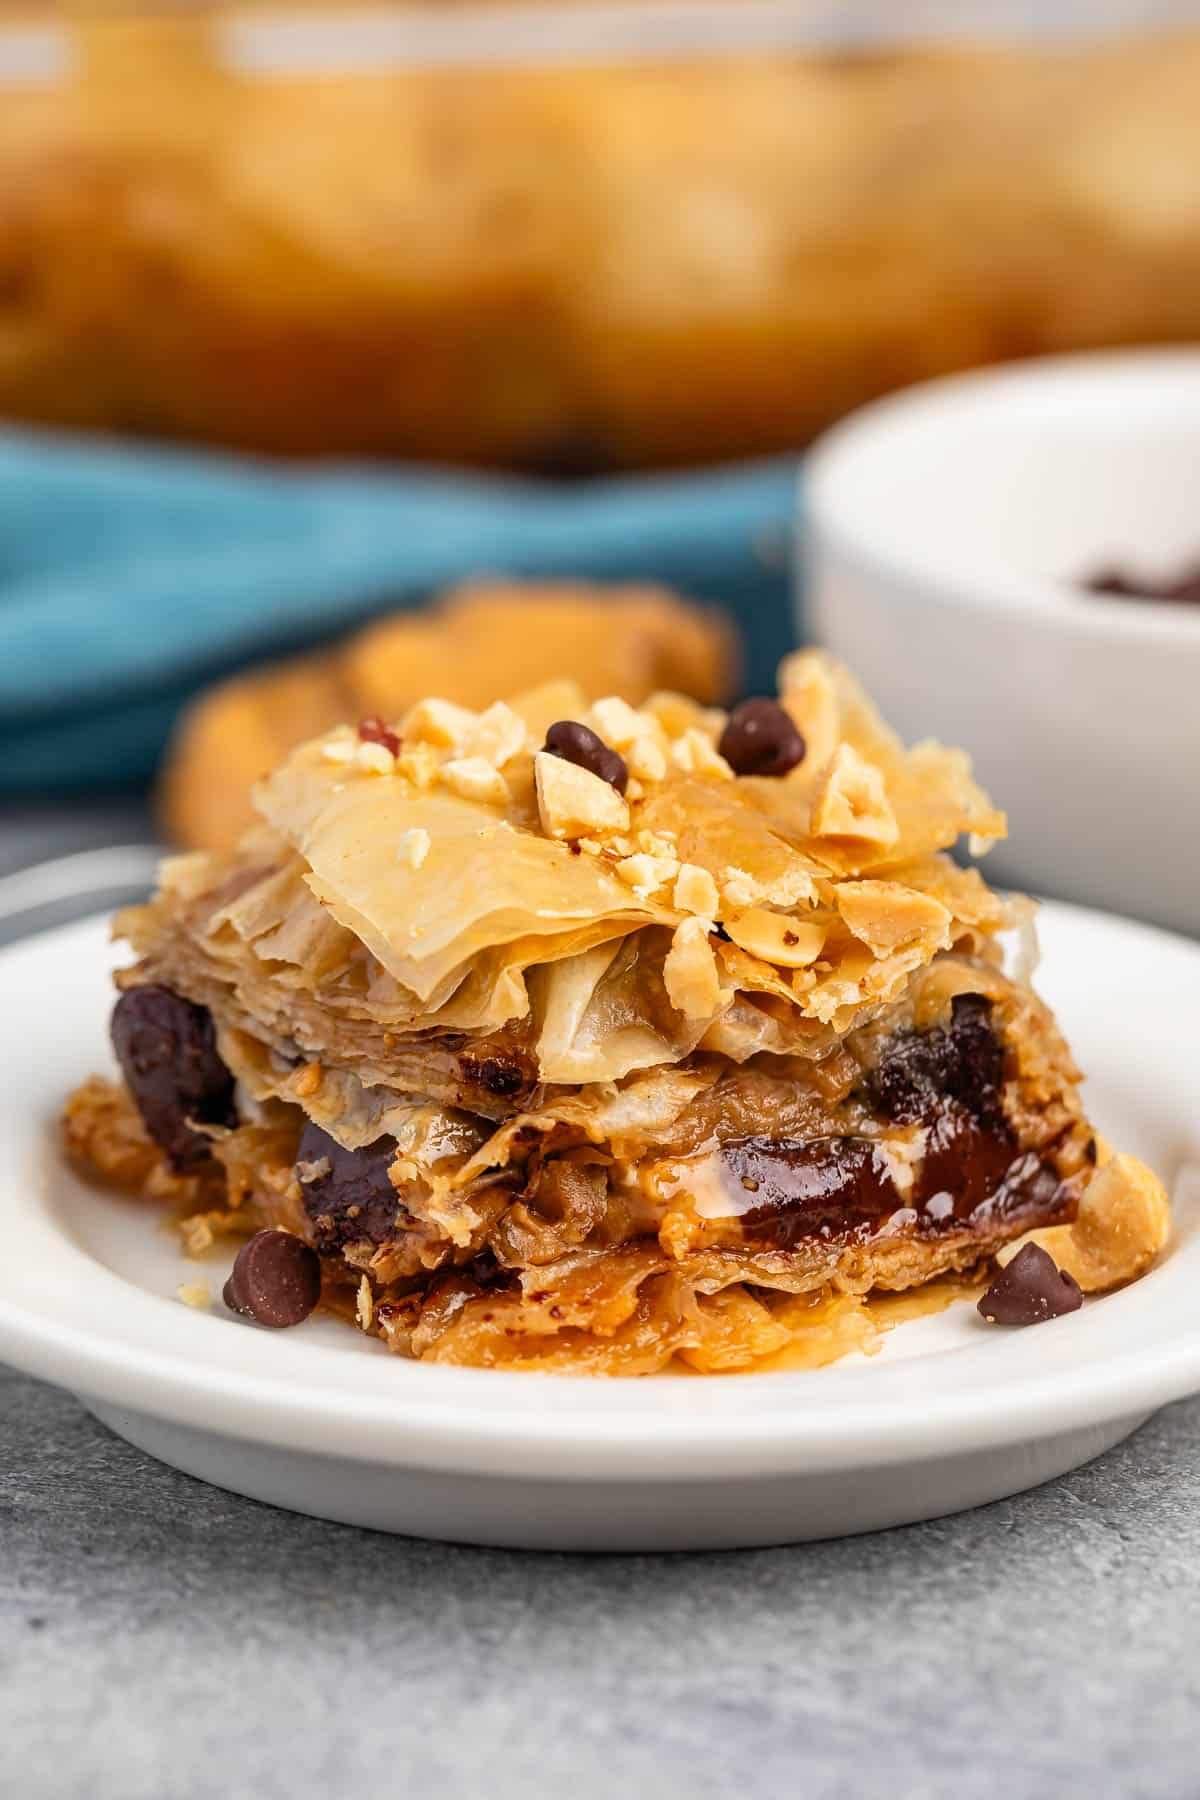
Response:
[723,907,826,968]
[397,828,431,869]
[441,757,511,806]
[810,743,899,845]
[1014,1154,1171,1293]
[673,862,720,917]
[534,750,630,839]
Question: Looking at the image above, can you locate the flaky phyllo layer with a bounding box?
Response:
[63,653,1170,1372]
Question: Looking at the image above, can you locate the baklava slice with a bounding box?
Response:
[63,654,1170,1373]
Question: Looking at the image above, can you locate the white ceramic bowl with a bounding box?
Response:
[804,351,1200,937]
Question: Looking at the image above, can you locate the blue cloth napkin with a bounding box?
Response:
[0,430,801,794]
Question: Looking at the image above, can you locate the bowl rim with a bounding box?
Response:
[803,347,1200,649]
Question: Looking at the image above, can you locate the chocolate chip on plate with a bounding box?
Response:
[111,984,237,1170]
[358,715,401,756]
[543,719,628,794]
[718,698,806,777]
[223,1230,322,1328]
[978,1242,1083,1327]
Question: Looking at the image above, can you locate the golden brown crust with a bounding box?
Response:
[4,31,1200,466]
[158,580,737,853]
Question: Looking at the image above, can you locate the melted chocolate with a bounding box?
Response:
[721,995,1070,1249]
[295,1121,401,1252]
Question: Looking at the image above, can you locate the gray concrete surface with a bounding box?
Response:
[2,804,1198,1800]
[2,1368,1199,1800]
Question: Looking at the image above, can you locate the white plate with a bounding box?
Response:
[2,906,1198,1551]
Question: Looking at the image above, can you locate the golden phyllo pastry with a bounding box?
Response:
[63,653,1169,1372]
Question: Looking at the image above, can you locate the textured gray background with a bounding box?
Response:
[4,1369,1200,1800]
[3,806,1198,1800]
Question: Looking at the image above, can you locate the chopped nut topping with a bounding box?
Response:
[673,862,720,917]
[291,1063,324,1098]
[441,757,511,806]
[670,728,734,779]
[778,652,841,770]
[639,829,678,857]
[723,907,826,968]
[589,695,648,748]
[1016,1153,1171,1293]
[177,1281,212,1310]
[534,749,630,839]
[401,696,476,751]
[627,735,667,783]
[663,915,722,1018]
[355,740,396,776]
[396,743,439,790]
[615,852,679,895]
[397,828,431,870]
[356,1275,375,1332]
[466,700,527,769]
[719,866,764,911]
[810,743,899,845]
[180,1215,216,1257]
[321,736,356,766]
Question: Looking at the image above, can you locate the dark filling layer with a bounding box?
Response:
[724,1122,1063,1251]
[111,984,237,1170]
[722,993,1068,1249]
[296,1121,402,1252]
[114,983,1069,1262]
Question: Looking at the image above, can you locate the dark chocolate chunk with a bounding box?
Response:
[223,1230,321,1328]
[295,1121,400,1252]
[543,719,628,794]
[978,1242,1083,1326]
[717,698,806,777]
[111,984,237,1170]
[358,715,401,756]
[868,992,1005,1128]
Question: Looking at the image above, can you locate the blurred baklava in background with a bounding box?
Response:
[2,2,1199,472]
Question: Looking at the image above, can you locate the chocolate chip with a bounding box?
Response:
[358,715,401,756]
[111,985,237,1169]
[543,720,628,794]
[223,1230,321,1328]
[718,699,806,777]
[978,1243,1083,1327]
[295,1121,400,1252]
